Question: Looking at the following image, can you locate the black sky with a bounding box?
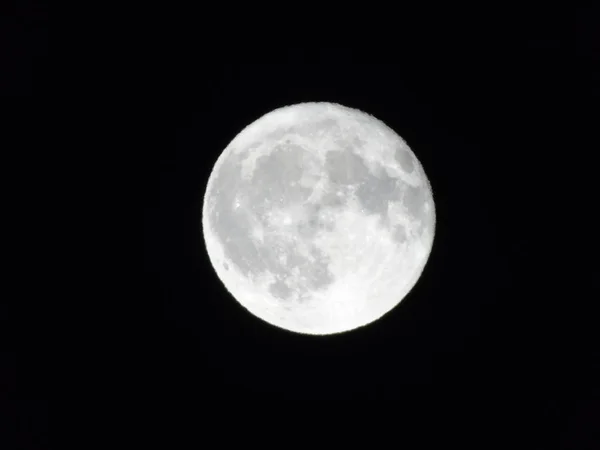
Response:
[6,4,598,449]
[136,10,600,447]
[139,20,597,446]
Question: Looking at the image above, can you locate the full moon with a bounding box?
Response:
[202,102,435,335]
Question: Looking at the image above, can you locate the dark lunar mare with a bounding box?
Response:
[325,145,427,241]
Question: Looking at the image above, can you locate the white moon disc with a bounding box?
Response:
[202,102,435,335]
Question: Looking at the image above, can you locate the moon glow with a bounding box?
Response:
[202,102,435,335]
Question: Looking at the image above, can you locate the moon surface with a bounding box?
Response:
[202,102,435,335]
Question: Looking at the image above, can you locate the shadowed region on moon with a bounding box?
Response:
[203,102,435,334]
[394,141,415,173]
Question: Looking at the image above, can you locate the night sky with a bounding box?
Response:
[140,24,595,447]
[6,4,597,449]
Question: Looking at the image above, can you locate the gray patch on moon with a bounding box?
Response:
[402,183,428,233]
[263,240,335,304]
[247,143,316,208]
[324,147,419,245]
[268,278,294,300]
[324,149,372,186]
[296,203,336,239]
[393,224,408,243]
[354,169,398,218]
[394,143,415,173]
